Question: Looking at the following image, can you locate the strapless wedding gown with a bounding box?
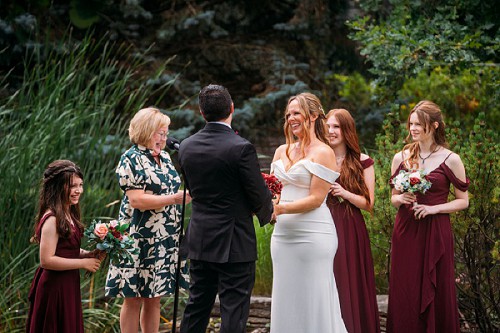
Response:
[270,159,347,333]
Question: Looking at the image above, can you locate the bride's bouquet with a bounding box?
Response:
[84,219,138,270]
[261,172,283,199]
[391,169,432,201]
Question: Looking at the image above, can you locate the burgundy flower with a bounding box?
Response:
[262,172,283,197]
[410,177,421,186]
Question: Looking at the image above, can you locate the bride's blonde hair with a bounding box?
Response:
[283,93,329,163]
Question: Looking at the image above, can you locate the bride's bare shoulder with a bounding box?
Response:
[315,142,335,157]
[310,142,335,168]
[273,144,288,162]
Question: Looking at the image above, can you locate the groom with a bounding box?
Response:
[178,84,274,333]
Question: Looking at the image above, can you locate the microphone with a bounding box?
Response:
[167,137,181,151]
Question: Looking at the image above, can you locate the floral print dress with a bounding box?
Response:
[105,144,188,298]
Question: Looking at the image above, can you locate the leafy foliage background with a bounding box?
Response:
[0,0,498,331]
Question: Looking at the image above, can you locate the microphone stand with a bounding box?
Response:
[172,167,187,333]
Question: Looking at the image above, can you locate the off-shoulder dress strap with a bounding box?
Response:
[441,156,470,192]
[303,160,340,184]
[361,157,374,169]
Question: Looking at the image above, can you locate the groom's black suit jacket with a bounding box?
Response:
[178,122,273,263]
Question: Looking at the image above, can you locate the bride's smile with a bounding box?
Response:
[286,99,306,136]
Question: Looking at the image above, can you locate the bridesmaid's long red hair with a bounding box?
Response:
[326,109,371,209]
[403,100,448,169]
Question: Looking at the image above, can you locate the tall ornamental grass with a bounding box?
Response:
[254,221,274,296]
[0,34,177,331]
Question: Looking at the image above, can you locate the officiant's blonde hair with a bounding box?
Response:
[129,107,171,146]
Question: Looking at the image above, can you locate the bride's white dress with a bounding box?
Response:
[270,159,347,333]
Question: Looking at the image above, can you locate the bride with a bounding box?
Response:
[270,92,347,333]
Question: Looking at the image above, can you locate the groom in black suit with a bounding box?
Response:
[178,84,274,333]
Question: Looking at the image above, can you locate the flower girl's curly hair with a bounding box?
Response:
[31,160,84,243]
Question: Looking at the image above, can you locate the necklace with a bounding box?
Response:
[335,155,345,166]
[419,145,440,165]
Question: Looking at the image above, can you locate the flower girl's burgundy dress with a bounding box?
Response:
[387,154,469,333]
[26,213,84,333]
[326,157,380,333]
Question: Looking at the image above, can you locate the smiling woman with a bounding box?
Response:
[269,92,347,333]
[26,160,104,333]
[387,100,470,333]
[69,175,84,206]
[324,108,379,333]
[105,107,191,333]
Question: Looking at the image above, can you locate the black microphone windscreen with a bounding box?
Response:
[167,137,181,151]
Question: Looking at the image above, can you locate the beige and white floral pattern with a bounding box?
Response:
[105,145,188,297]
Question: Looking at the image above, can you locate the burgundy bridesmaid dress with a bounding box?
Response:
[327,157,381,333]
[387,154,469,333]
[26,213,84,333]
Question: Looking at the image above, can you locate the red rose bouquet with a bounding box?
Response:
[261,172,283,198]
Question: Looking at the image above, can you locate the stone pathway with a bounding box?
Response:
[167,295,476,333]
[208,295,389,333]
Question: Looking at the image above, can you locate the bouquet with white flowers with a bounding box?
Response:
[391,169,432,195]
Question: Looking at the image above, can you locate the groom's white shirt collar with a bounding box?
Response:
[210,121,232,129]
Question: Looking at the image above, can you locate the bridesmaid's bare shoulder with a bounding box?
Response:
[391,150,408,174]
[443,149,467,181]
[360,153,371,162]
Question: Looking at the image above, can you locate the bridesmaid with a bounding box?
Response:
[325,109,380,333]
[26,160,103,333]
[387,100,469,332]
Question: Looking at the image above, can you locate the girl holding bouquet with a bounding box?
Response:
[387,100,469,333]
[26,160,103,333]
[325,109,380,333]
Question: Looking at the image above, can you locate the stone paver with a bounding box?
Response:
[209,295,390,333]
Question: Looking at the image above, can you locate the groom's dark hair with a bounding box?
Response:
[199,84,233,122]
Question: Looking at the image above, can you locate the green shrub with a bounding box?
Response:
[449,114,499,332]
[398,67,499,128]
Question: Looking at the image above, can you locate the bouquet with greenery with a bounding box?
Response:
[391,169,432,197]
[84,219,138,265]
